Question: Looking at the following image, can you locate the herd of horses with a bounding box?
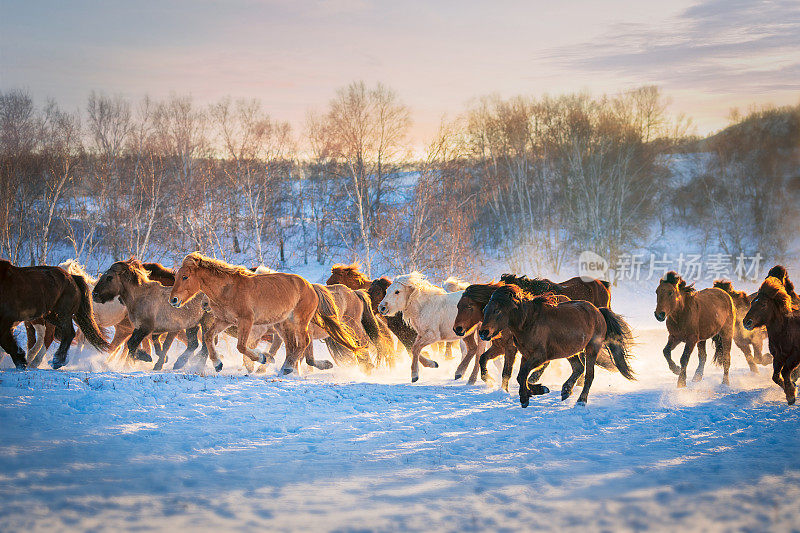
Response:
[1,254,799,406]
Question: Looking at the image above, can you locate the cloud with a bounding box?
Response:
[546,0,800,94]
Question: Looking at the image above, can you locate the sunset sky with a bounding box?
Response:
[2,0,799,146]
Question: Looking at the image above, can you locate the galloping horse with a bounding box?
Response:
[170,253,363,374]
[744,277,800,405]
[713,280,768,369]
[479,285,634,407]
[1,259,109,369]
[377,272,485,383]
[93,259,208,370]
[500,274,611,307]
[655,271,735,387]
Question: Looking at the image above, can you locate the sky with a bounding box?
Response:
[1,0,799,146]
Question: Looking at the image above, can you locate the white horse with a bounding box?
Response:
[378,272,485,383]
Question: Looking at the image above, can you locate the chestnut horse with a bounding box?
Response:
[328,263,415,361]
[170,253,363,374]
[655,271,735,387]
[500,273,611,307]
[93,259,208,370]
[743,277,800,404]
[479,285,634,407]
[713,280,769,368]
[1,259,109,369]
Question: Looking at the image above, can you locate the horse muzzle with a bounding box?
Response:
[654,311,666,322]
[453,325,465,336]
[478,329,493,341]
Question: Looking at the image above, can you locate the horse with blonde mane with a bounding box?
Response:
[170,253,364,374]
[378,271,486,383]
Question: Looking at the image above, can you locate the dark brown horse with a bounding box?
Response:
[328,264,416,359]
[743,277,800,404]
[714,280,769,368]
[655,271,735,387]
[479,285,634,407]
[500,273,611,307]
[1,259,109,369]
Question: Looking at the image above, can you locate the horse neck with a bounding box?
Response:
[403,285,440,329]
[195,267,230,303]
[119,276,148,307]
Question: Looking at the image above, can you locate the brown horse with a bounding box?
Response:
[1,259,109,369]
[500,273,611,307]
[328,263,412,363]
[655,271,735,387]
[714,280,769,368]
[170,253,363,374]
[743,277,800,404]
[479,285,634,406]
[93,259,208,370]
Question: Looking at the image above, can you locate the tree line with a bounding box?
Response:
[1,83,798,278]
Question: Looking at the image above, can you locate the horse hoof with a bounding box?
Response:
[576,400,587,406]
[282,367,293,375]
[529,384,550,395]
[135,350,152,362]
[520,399,529,408]
[51,359,66,370]
[432,361,439,369]
[214,361,223,372]
[411,375,419,383]
[259,354,267,364]
[454,373,462,381]
[318,361,333,370]
[14,362,27,371]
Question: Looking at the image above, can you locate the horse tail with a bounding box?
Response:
[72,274,110,352]
[311,285,365,353]
[711,333,724,366]
[599,307,635,380]
[354,290,381,344]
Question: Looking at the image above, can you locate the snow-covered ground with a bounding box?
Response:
[2,315,799,531]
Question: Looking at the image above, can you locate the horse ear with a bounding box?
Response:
[678,279,686,290]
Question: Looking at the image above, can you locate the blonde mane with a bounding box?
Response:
[393,271,447,295]
[59,258,97,284]
[183,252,257,278]
[443,276,468,292]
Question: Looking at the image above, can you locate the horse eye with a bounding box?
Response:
[182,275,188,281]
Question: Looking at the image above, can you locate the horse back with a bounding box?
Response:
[517,300,604,360]
[557,277,611,308]
[0,263,76,321]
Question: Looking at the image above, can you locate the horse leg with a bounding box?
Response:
[306,337,334,371]
[127,327,153,363]
[51,320,76,370]
[561,355,585,401]
[236,318,268,366]
[28,323,48,368]
[527,361,551,396]
[719,332,733,386]
[454,335,479,381]
[677,339,697,388]
[478,342,504,384]
[153,332,176,371]
[693,341,707,382]
[516,355,539,408]
[736,338,758,373]
[172,326,199,371]
[780,362,797,405]
[410,335,437,383]
[278,324,303,375]
[184,319,229,372]
[0,321,26,370]
[576,347,599,405]
[663,335,681,375]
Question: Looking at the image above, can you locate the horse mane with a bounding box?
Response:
[759,276,793,316]
[110,258,151,286]
[491,284,560,309]
[331,262,370,285]
[183,252,256,278]
[443,276,469,292]
[767,265,798,300]
[463,282,503,306]
[713,279,749,304]
[661,270,696,293]
[500,273,558,295]
[59,259,97,284]
[392,271,446,295]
